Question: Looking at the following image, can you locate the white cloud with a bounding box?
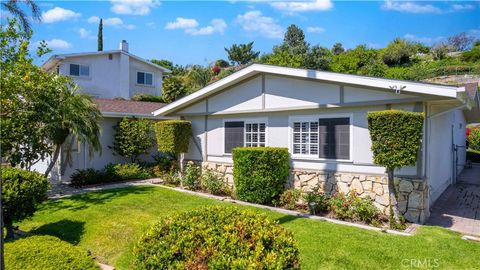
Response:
[381,0,442,14]
[236,10,284,39]
[110,0,160,15]
[271,0,333,12]
[88,16,135,30]
[404,34,444,44]
[165,17,199,30]
[42,39,72,49]
[146,22,156,29]
[79,28,91,38]
[307,26,325,33]
[41,7,81,23]
[185,19,227,36]
[451,4,475,12]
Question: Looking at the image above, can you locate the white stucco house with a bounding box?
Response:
[152,64,480,223]
[38,41,170,180]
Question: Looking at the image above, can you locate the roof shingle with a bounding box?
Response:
[94,98,167,115]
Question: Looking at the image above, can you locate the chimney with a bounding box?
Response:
[119,40,129,52]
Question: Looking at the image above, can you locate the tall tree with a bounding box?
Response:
[224,42,260,66]
[98,18,103,51]
[43,84,102,177]
[382,38,415,66]
[1,0,41,33]
[283,24,308,55]
[332,42,345,55]
[305,45,333,71]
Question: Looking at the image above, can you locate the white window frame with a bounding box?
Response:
[288,113,353,162]
[68,63,90,78]
[136,71,154,87]
[222,117,268,155]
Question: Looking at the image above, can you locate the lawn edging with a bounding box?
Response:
[157,184,413,237]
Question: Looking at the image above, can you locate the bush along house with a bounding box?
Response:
[152,64,480,223]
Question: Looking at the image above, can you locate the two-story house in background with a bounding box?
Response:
[41,40,170,181]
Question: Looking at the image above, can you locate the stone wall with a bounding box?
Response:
[201,161,429,224]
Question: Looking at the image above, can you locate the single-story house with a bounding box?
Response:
[152,64,480,223]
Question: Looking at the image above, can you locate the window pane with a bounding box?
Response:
[79,65,89,76]
[246,134,252,143]
[293,122,301,132]
[225,121,244,153]
[260,133,265,143]
[137,72,145,84]
[252,123,258,132]
[246,123,252,132]
[145,73,153,85]
[301,122,308,132]
[69,64,79,76]
[259,123,265,132]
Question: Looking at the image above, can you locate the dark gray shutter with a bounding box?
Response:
[318,118,350,159]
[225,121,244,153]
[137,72,145,84]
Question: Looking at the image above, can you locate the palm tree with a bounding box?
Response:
[43,82,102,178]
[2,0,41,33]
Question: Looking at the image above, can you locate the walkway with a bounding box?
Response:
[427,164,480,236]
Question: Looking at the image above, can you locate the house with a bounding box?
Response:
[152,64,480,223]
[39,41,169,181]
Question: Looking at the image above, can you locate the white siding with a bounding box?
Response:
[265,75,340,109]
[129,57,163,97]
[208,76,263,113]
[344,86,416,103]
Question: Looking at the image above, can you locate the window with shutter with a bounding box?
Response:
[224,121,244,153]
[318,118,350,160]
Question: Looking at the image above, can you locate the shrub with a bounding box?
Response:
[201,170,228,195]
[468,128,480,151]
[303,188,329,215]
[329,193,380,224]
[467,149,480,163]
[161,171,181,186]
[155,120,191,154]
[182,161,201,190]
[162,76,189,103]
[233,147,290,204]
[70,168,111,187]
[134,206,300,269]
[107,163,151,180]
[2,168,49,239]
[279,189,302,210]
[110,117,155,163]
[131,93,164,103]
[5,235,99,270]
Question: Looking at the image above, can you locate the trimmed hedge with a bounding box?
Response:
[70,163,151,187]
[155,120,191,154]
[5,235,99,270]
[233,147,290,204]
[134,206,299,269]
[2,168,49,238]
[367,110,424,169]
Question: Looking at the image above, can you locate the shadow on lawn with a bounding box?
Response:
[30,219,85,245]
[42,186,157,212]
[276,214,301,225]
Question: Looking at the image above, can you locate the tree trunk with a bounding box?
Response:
[387,168,401,224]
[44,143,62,178]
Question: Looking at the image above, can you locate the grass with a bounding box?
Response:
[7,185,480,269]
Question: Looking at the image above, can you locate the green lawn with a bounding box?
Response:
[8,185,480,269]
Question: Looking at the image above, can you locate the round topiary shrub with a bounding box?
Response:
[134,206,300,269]
[4,235,99,270]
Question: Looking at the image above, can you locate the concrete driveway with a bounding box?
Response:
[427,164,480,236]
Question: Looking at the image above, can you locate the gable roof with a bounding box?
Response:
[153,63,469,117]
[42,50,171,73]
[94,98,167,118]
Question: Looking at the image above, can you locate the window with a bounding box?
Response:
[292,121,318,155]
[69,64,89,77]
[291,117,350,160]
[245,123,266,147]
[137,71,153,86]
[224,120,267,153]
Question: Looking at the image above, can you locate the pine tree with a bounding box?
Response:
[98,18,103,51]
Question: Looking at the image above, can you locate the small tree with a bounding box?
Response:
[332,42,345,55]
[111,117,155,163]
[162,76,189,103]
[2,168,49,239]
[155,120,192,175]
[224,42,260,66]
[367,110,424,226]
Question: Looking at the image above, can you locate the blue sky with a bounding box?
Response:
[4,0,479,65]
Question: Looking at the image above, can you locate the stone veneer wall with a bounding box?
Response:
[202,161,429,224]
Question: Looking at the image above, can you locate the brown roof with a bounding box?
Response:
[94,98,167,115]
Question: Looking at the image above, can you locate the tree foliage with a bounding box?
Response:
[332,42,345,55]
[382,38,415,66]
[225,42,260,65]
[162,76,190,103]
[97,18,103,51]
[283,24,308,55]
[111,117,155,163]
[1,0,41,33]
[447,32,475,52]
